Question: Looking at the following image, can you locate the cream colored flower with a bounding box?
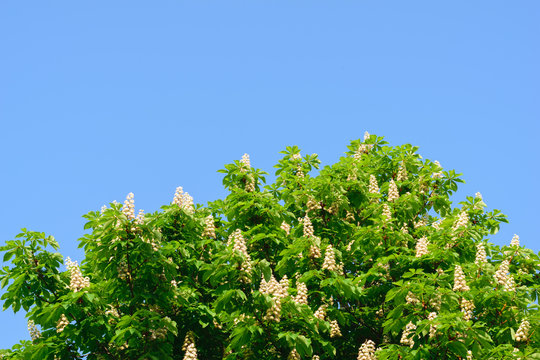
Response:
[510,234,520,247]
[400,321,416,348]
[173,187,194,214]
[56,314,69,333]
[388,179,399,202]
[202,215,216,238]
[515,319,530,342]
[369,175,379,194]
[65,257,90,292]
[122,192,135,220]
[330,319,342,338]
[474,243,487,266]
[460,298,474,321]
[415,236,429,257]
[428,312,437,338]
[357,340,376,360]
[27,320,41,341]
[453,265,470,292]
[322,245,338,272]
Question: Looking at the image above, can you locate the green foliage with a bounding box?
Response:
[1,135,539,359]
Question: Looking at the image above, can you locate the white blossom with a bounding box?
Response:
[240,153,251,171]
[415,236,429,257]
[453,265,470,292]
[515,319,530,342]
[428,312,437,338]
[397,162,408,182]
[330,319,342,338]
[382,204,391,221]
[182,332,198,360]
[388,179,399,202]
[56,314,69,333]
[173,187,194,214]
[460,298,475,321]
[357,340,377,360]
[369,175,379,194]
[27,320,41,341]
[202,215,216,238]
[400,321,416,348]
[322,245,338,272]
[122,192,135,220]
[65,257,90,292]
[474,243,487,266]
[452,211,469,231]
[511,234,520,247]
[228,230,252,281]
[280,221,290,235]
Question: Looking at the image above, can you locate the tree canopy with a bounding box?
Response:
[1,133,539,359]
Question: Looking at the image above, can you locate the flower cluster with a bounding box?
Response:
[397,162,408,181]
[135,209,145,225]
[357,340,376,360]
[294,281,308,305]
[369,175,379,194]
[474,243,487,266]
[388,179,399,201]
[260,274,289,322]
[314,305,327,321]
[105,306,120,324]
[511,234,520,247]
[295,164,305,179]
[27,320,41,341]
[291,153,302,161]
[310,244,321,259]
[515,319,530,342]
[504,275,516,292]
[117,260,129,280]
[452,211,469,231]
[428,312,437,338]
[415,236,429,257]
[453,265,470,292]
[288,349,300,360]
[228,230,252,280]
[240,153,251,171]
[414,217,427,229]
[302,215,315,238]
[406,291,419,305]
[467,350,473,360]
[382,204,391,221]
[322,245,338,272]
[182,331,198,360]
[142,236,159,252]
[460,298,475,321]
[494,260,510,287]
[65,257,90,292]
[56,314,69,333]
[240,154,257,190]
[173,186,194,214]
[400,321,416,348]
[202,215,216,238]
[280,221,290,235]
[122,192,135,220]
[307,198,321,212]
[330,319,342,338]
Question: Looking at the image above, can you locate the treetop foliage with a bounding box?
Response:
[1,133,539,359]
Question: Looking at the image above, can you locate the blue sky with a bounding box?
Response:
[1,1,538,350]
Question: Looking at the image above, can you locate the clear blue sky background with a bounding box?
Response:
[1,1,538,350]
